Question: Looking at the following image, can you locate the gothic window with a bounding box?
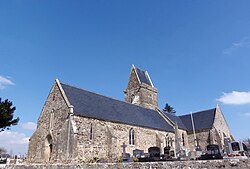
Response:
[52,94,56,101]
[182,133,185,146]
[45,135,52,162]
[147,95,152,102]
[129,128,135,145]
[49,109,54,129]
[169,137,174,147]
[165,137,169,147]
[130,94,135,103]
[90,123,93,140]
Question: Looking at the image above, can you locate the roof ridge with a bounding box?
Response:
[179,108,216,117]
[60,82,158,112]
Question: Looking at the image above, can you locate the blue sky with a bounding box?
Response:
[1,1,250,155]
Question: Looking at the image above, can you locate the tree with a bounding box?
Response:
[242,138,250,149]
[0,98,19,132]
[163,103,176,114]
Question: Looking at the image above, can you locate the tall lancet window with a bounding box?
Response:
[90,123,93,140]
[49,109,54,129]
[182,133,185,146]
[129,128,135,145]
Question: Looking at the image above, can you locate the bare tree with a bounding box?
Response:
[242,138,250,148]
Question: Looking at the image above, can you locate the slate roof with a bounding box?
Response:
[135,68,152,86]
[61,83,174,132]
[179,108,216,132]
[164,113,188,130]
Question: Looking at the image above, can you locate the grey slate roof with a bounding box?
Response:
[179,108,216,132]
[164,113,188,130]
[135,68,152,86]
[61,83,174,132]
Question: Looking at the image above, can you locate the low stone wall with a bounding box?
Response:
[5,159,250,169]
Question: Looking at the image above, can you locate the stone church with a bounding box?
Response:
[27,65,233,163]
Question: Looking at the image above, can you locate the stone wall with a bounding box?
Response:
[72,116,175,163]
[213,106,232,148]
[124,66,158,110]
[6,159,250,169]
[27,81,73,163]
[27,80,176,164]
[187,130,210,151]
[186,107,232,151]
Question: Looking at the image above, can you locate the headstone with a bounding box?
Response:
[133,149,144,158]
[178,150,186,157]
[122,153,130,162]
[163,146,171,159]
[224,137,231,155]
[170,150,175,157]
[121,143,130,161]
[121,142,127,157]
[188,151,196,160]
[148,147,160,160]
[164,146,170,155]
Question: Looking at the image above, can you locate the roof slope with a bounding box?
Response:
[179,108,216,132]
[164,113,187,130]
[61,83,174,132]
[135,68,152,86]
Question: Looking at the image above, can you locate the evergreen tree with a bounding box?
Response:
[0,98,19,132]
[163,103,176,114]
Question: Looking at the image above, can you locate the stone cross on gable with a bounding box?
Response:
[121,142,127,154]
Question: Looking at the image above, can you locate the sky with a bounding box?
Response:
[0,0,250,155]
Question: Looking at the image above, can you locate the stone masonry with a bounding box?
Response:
[27,65,234,164]
[124,65,158,110]
[27,80,176,164]
[6,159,250,169]
[73,116,175,163]
[27,82,74,163]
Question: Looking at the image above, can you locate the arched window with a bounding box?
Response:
[90,123,93,140]
[45,135,53,162]
[129,128,135,145]
[49,109,54,129]
[165,137,169,147]
[130,94,135,103]
[52,94,56,101]
[182,133,185,146]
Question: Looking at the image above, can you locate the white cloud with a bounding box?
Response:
[0,131,29,145]
[21,122,37,131]
[217,91,250,105]
[0,131,29,155]
[0,75,14,89]
[244,112,250,117]
[223,37,250,55]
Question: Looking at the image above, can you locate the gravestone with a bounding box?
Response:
[224,137,231,155]
[133,149,144,158]
[148,147,160,161]
[177,149,186,160]
[170,150,175,157]
[188,151,196,160]
[121,142,130,161]
[164,146,171,159]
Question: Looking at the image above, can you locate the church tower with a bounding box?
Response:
[124,65,158,110]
